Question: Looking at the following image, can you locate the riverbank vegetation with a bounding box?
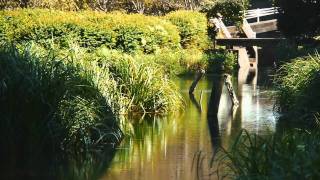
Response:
[274,52,320,125]
[193,1,320,178]
[0,3,248,178]
[0,6,235,152]
[211,51,320,179]
[205,129,320,179]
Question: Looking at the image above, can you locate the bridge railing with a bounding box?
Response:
[243,7,279,22]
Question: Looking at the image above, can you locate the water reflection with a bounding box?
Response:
[102,68,277,180]
[0,146,116,180]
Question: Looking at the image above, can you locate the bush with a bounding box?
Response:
[95,48,183,113]
[0,43,122,151]
[165,10,209,49]
[0,9,181,53]
[206,49,238,73]
[206,129,320,179]
[275,0,320,39]
[0,41,184,152]
[203,0,249,26]
[274,52,320,123]
[134,48,207,75]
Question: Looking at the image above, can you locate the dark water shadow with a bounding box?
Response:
[0,140,116,180]
[189,93,202,114]
[207,75,224,150]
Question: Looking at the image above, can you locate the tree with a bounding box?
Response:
[275,0,320,39]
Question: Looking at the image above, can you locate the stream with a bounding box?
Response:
[102,68,278,180]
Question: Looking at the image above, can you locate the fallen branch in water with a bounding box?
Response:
[189,69,206,94]
[224,74,239,107]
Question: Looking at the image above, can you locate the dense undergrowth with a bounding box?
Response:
[274,52,320,125]
[0,43,122,151]
[0,9,217,74]
[0,42,182,152]
[0,8,238,153]
[197,50,320,180]
[202,129,320,179]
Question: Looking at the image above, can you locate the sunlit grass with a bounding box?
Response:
[274,52,320,124]
[195,129,320,179]
[0,41,184,152]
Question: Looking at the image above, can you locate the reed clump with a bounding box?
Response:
[95,48,183,114]
[0,42,183,151]
[0,43,122,151]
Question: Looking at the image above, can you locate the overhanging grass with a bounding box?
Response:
[0,43,122,151]
[95,48,183,114]
[274,52,320,124]
[0,42,184,151]
[204,129,320,179]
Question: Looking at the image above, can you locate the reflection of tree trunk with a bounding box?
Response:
[189,69,205,94]
[189,93,202,113]
[207,113,220,150]
[207,76,224,149]
[208,76,223,117]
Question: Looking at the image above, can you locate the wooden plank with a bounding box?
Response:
[250,19,278,33]
[216,38,285,46]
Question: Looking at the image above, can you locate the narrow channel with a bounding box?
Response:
[102,67,277,180]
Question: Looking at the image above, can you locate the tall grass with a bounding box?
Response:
[95,48,183,114]
[274,52,320,124]
[201,129,320,179]
[0,42,122,151]
[0,41,184,151]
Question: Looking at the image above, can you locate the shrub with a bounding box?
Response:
[275,0,320,39]
[165,10,209,49]
[134,48,207,75]
[95,48,183,114]
[274,52,320,123]
[205,129,320,179]
[0,9,181,53]
[206,49,238,73]
[203,0,249,26]
[0,43,122,151]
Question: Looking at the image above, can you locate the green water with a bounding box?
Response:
[101,68,277,180]
[1,68,277,180]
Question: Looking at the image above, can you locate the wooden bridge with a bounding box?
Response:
[211,7,284,69]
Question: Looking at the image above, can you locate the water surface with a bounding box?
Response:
[102,68,277,180]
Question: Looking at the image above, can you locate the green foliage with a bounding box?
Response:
[0,0,204,14]
[0,41,184,152]
[0,9,213,75]
[0,9,180,53]
[95,48,183,113]
[0,43,122,151]
[136,48,207,75]
[165,10,209,49]
[275,40,320,63]
[205,49,238,73]
[208,129,320,179]
[274,0,320,39]
[274,52,320,123]
[203,0,249,26]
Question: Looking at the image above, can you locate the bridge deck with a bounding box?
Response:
[250,19,277,33]
[226,19,278,35]
[216,38,285,46]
